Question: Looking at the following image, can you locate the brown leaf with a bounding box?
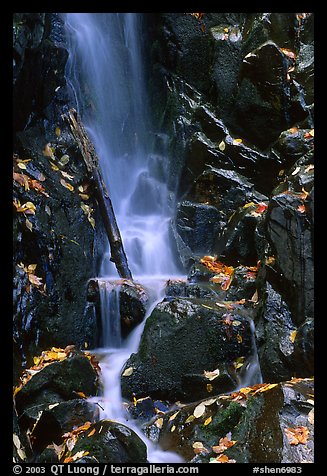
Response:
[284,426,309,445]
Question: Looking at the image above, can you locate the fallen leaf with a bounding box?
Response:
[60,171,74,181]
[60,179,74,191]
[308,408,314,425]
[218,140,226,151]
[292,166,301,176]
[233,138,243,145]
[290,330,297,343]
[284,426,309,445]
[45,205,51,216]
[297,205,306,214]
[192,441,209,454]
[155,418,164,429]
[13,434,21,449]
[255,203,268,214]
[25,218,33,231]
[28,274,43,287]
[185,415,196,424]
[17,162,27,170]
[43,143,55,159]
[170,425,176,432]
[50,161,59,171]
[55,127,61,137]
[169,411,179,421]
[59,154,70,166]
[87,428,96,437]
[305,164,314,173]
[203,398,217,406]
[193,403,206,418]
[122,367,133,377]
[236,334,243,344]
[203,369,220,381]
[204,416,212,426]
[48,403,60,410]
[280,48,296,59]
[206,384,213,393]
[17,448,26,460]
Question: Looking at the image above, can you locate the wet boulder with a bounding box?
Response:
[64,420,148,463]
[254,282,297,383]
[234,41,293,148]
[14,349,100,431]
[266,188,313,327]
[145,378,314,463]
[121,298,256,402]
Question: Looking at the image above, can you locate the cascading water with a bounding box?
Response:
[64,12,262,463]
[64,12,183,462]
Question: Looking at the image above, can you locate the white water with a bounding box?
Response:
[64,13,184,462]
[64,13,261,463]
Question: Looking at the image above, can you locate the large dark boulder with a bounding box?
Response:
[255,282,297,383]
[14,350,100,428]
[145,378,314,463]
[66,420,148,463]
[121,298,257,402]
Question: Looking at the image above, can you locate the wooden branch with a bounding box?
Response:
[62,108,133,280]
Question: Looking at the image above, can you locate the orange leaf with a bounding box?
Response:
[87,428,96,437]
[297,205,306,214]
[280,48,296,60]
[255,203,268,214]
[284,426,309,445]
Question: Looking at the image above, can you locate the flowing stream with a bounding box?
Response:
[64,12,261,463]
[64,12,184,462]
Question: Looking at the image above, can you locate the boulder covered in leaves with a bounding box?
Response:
[121,297,258,402]
[14,348,100,436]
[144,378,314,463]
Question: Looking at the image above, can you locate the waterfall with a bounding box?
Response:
[64,13,179,278]
[64,13,183,463]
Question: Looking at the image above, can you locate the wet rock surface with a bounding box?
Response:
[144,378,314,463]
[121,297,256,402]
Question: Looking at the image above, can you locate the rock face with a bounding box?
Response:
[14,349,101,454]
[145,378,314,463]
[121,298,257,402]
[13,13,107,372]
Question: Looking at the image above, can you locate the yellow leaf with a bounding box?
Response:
[79,193,90,200]
[170,425,176,432]
[17,162,27,170]
[88,216,96,229]
[185,415,195,424]
[76,391,87,399]
[204,416,212,426]
[55,127,61,137]
[193,403,206,418]
[218,140,226,151]
[290,330,297,343]
[155,418,164,429]
[60,179,74,191]
[25,219,33,231]
[224,27,229,33]
[169,411,179,421]
[206,384,213,393]
[43,143,55,159]
[87,428,96,437]
[59,154,70,165]
[33,356,41,366]
[233,138,243,145]
[122,367,133,377]
[50,161,59,171]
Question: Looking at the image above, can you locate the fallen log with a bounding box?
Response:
[62,108,133,280]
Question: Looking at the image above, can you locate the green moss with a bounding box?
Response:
[196,401,245,444]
